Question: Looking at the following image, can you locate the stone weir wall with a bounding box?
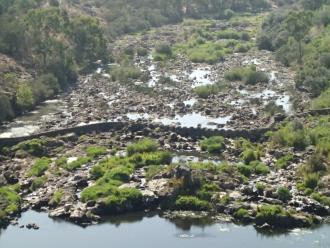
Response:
[0,120,275,148]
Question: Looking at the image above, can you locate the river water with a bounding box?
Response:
[0,211,329,248]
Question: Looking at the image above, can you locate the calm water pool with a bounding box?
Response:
[0,211,329,248]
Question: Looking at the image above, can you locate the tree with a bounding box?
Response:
[16,82,35,110]
[285,11,312,64]
[301,0,326,10]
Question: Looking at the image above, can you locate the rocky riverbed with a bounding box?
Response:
[0,17,327,232]
[0,123,329,230]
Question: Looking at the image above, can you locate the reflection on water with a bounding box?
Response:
[0,210,329,248]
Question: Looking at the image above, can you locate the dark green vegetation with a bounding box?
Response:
[258,2,330,98]
[224,65,269,85]
[81,139,171,214]
[83,0,270,38]
[27,157,51,177]
[0,185,21,226]
[194,82,229,98]
[269,117,330,205]
[173,18,256,64]
[0,0,107,121]
[200,136,225,154]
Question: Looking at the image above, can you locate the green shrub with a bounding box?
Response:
[234,208,250,219]
[200,136,225,154]
[102,188,143,213]
[127,138,159,156]
[277,186,292,202]
[175,196,211,211]
[224,66,268,84]
[276,154,293,169]
[241,149,259,164]
[129,151,172,168]
[86,146,107,158]
[197,183,219,201]
[253,161,270,175]
[106,166,132,182]
[0,186,21,225]
[55,156,68,167]
[270,122,309,150]
[194,83,228,98]
[137,47,148,56]
[16,139,45,156]
[311,192,330,206]
[49,189,64,206]
[27,157,51,177]
[303,173,319,190]
[81,183,117,202]
[29,177,46,191]
[238,164,253,177]
[146,165,163,179]
[256,204,286,225]
[256,183,266,195]
[312,88,330,109]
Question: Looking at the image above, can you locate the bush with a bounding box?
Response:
[238,164,253,177]
[277,186,292,202]
[102,188,143,213]
[81,183,117,202]
[27,157,51,177]
[311,192,330,206]
[129,151,172,168]
[256,183,266,195]
[197,183,219,201]
[175,196,211,211]
[16,139,45,157]
[200,136,225,154]
[29,176,46,191]
[127,138,159,156]
[49,189,64,206]
[312,88,330,109]
[256,204,286,225]
[241,149,259,164]
[234,208,250,219]
[225,66,269,85]
[0,186,21,225]
[86,146,107,158]
[276,154,293,169]
[106,166,132,182]
[270,122,309,150]
[303,173,319,190]
[194,83,228,98]
[253,161,270,175]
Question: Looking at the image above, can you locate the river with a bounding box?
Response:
[0,211,329,248]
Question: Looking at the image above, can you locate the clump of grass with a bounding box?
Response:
[86,146,107,158]
[63,156,92,171]
[277,186,292,202]
[237,161,269,177]
[29,176,46,191]
[194,82,228,98]
[127,138,159,156]
[175,196,211,211]
[224,65,269,85]
[15,139,45,156]
[276,154,293,169]
[0,185,21,225]
[27,157,51,177]
[49,189,64,206]
[200,136,225,154]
